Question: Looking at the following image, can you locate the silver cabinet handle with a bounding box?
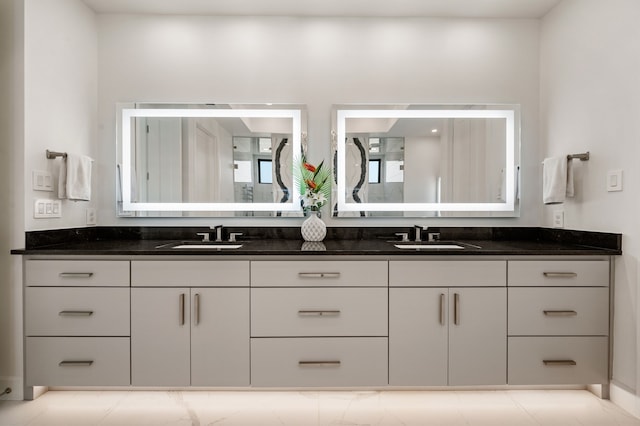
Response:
[543,310,578,317]
[453,293,460,325]
[179,293,185,326]
[439,293,446,326]
[59,360,94,367]
[543,272,578,278]
[59,310,94,316]
[298,361,341,367]
[194,293,200,326]
[543,360,577,366]
[298,310,340,316]
[298,272,341,279]
[59,272,94,278]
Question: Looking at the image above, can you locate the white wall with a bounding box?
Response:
[96,15,541,227]
[0,0,25,401]
[24,0,97,231]
[540,0,640,414]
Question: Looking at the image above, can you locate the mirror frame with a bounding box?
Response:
[334,105,520,215]
[118,105,303,214]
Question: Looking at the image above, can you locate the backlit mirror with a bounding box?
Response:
[333,105,520,217]
[117,104,305,217]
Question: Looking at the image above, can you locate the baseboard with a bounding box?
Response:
[0,376,23,401]
[611,382,640,419]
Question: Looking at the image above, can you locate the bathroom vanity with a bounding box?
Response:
[13,227,620,398]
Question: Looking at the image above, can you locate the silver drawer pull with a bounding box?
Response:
[543,359,577,366]
[58,310,94,317]
[298,310,341,317]
[543,272,578,278]
[59,272,94,278]
[298,272,341,279]
[543,310,577,317]
[59,360,94,367]
[298,361,341,367]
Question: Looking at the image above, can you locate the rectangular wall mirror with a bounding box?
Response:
[333,104,520,217]
[117,104,305,217]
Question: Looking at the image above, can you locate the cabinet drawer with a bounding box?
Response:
[390,261,506,287]
[251,288,387,337]
[25,260,130,287]
[508,260,609,287]
[26,287,130,336]
[131,260,249,287]
[251,337,388,386]
[508,288,609,336]
[508,337,608,385]
[251,261,388,287]
[26,337,130,386]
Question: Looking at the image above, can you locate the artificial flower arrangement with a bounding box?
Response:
[296,155,331,213]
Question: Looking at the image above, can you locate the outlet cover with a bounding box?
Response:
[553,210,564,228]
[86,207,97,225]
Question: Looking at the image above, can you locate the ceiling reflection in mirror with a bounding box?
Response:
[334,105,520,217]
[117,104,304,217]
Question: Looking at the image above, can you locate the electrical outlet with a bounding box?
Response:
[86,208,97,225]
[553,210,564,228]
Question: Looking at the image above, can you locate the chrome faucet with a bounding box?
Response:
[212,225,224,242]
[414,225,428,242]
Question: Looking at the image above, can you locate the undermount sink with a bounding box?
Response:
[394,243,465,249]
[155,241,243,250]
[392,240,481,250]
[172,244,243,249]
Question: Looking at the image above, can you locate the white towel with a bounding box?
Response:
[59,154,93,201]
[542,156,571,204]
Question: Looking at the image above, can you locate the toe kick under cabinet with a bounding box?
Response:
[23,255,612,390]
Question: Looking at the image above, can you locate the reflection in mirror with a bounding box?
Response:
[117,104,304,217]
[334,105,520,217]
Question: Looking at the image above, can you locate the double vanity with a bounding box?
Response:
[13,226,620,398]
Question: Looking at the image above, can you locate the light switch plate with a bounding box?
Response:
[553,210,564,228]
[607,170,623,192]
[34,199,61,218]
[32,170,54,192]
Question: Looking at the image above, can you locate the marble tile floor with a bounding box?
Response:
[1,389,639,426]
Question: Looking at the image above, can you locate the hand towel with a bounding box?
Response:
[566,159,575,198]
[58,154,93,201]
[542,156,569,204]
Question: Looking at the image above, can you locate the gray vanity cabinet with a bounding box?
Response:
[389,261,507,386]
[130,261,250,387]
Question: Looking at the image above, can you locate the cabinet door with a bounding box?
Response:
[131,288,190,386]
[191,288,249,386]
[389,288,448,385]
[448,287,506,385]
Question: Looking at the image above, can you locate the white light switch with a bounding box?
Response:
[32,170,54,191]
[34,199,62,219]
[607,170,623,192]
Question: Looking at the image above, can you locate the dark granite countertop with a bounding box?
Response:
[10,226,622,256]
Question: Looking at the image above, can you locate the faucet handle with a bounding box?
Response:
[196,232,210,242]
[395,232,410,242]
[228,232,243,243]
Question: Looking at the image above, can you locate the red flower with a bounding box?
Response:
[303,162,317,173]
[305,179,317,190]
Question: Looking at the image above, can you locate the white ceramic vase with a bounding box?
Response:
[301,211,327,242]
